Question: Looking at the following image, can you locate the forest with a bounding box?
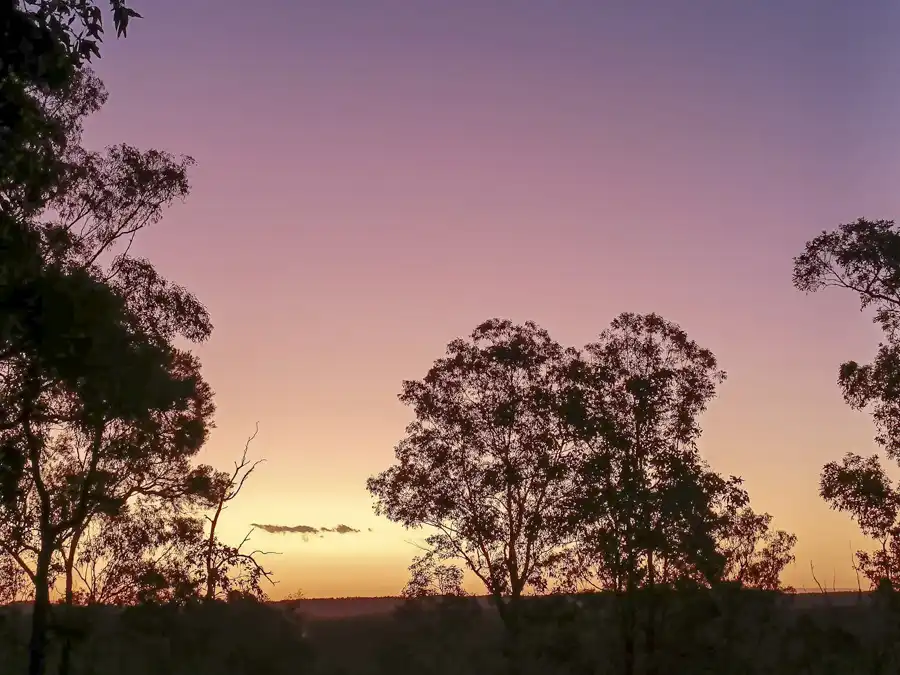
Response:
[3,2,900,674]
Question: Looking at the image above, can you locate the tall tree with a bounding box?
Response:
[0,8,222,674]
[367,319,579,669]
[566,313,729,588]
[795,218,900,588]
[564,313,739,675]
[0,63,207,597]
[0,37,216,675]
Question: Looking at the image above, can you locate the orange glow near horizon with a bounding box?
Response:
[76,2,900,598]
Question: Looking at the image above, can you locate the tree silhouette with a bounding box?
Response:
[0,26,214,675]
[562,312,737,675]
[367,319,579,670]
[201,426,277,602]
[795,218,900,588]
[368,315,798,674]
[401,552,468,599]
[718,506,797,591]
[0,328,213,674]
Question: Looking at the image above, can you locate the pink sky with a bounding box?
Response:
[81,1,900,597]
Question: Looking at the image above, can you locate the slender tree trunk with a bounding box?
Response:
[58,530,82,675]
[621,543,638,675]
[620,526,639,675]
[645,549,659,675]
[205,548,217,600]
[205,495,224,600]
[499,594,525,675]
[28,547,54,675]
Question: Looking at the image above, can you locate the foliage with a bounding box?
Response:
[0,551,31,604]
[14,1,142,65]
[796,218,900,588]
[718,507,797,591]
[794,218,900,340]
[401,552,468,599]
[2,1,142,216]
[69,499,206,606]
[794,218,900,458]
[821,452,900,587]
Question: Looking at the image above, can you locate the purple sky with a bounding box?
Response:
[84,1,900,597]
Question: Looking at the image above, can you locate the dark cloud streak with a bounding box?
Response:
[252,523,361,536]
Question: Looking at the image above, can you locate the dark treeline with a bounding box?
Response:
[4,2,900,674]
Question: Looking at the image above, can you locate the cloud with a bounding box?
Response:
[252,523,361,536]
[323,524,360,535]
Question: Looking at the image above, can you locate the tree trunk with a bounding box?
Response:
[493,593,524,675]
[205,496,224,601]
[58,532,82,675]
[205,558,216,600]
[621,554,637,675]
[28,548,54,675]
[645,550,658,675]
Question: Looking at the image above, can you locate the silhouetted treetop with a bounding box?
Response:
[794,218,900,337]
[580,312,725,447]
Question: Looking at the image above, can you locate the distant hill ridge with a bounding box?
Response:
[275,590,877,620]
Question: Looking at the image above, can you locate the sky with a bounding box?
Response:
[80,0,900,598]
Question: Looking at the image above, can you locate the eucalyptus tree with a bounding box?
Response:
[367,318,581,671]
[551,313,790,674]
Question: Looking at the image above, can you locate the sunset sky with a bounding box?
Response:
[82,0,900,598]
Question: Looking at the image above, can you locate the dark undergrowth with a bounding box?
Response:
[3,587,900,675]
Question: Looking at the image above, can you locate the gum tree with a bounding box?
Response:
[367,319,580,669]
